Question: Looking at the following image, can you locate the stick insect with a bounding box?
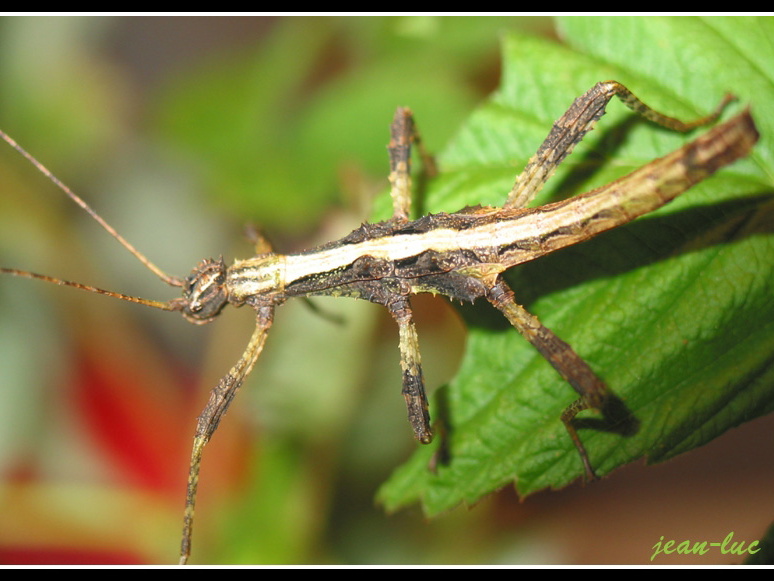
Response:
[0,81,758,564]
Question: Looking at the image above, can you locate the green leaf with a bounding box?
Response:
[378,16,774,515]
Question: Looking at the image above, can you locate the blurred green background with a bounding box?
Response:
[0,15,772,565]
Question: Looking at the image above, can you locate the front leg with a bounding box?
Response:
[486,279,609,481]
[179,306,274,565]
[387,296,433,444]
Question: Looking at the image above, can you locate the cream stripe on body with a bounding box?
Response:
[280,187,641,284]
[228,185,646,301]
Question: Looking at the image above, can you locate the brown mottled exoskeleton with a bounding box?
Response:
[1,81,758,563]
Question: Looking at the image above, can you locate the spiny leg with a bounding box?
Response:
[179,307,274,565]
[505,80,735,210]
[388,107,437,222]
[388,296,433,444]
[486,279,608,481]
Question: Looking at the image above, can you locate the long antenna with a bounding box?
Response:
[0,267,180,312]
[0,128,183,288]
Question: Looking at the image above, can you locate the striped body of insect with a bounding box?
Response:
[1,81,758,563]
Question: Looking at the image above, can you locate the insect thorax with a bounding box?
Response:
[224,254,287,308]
